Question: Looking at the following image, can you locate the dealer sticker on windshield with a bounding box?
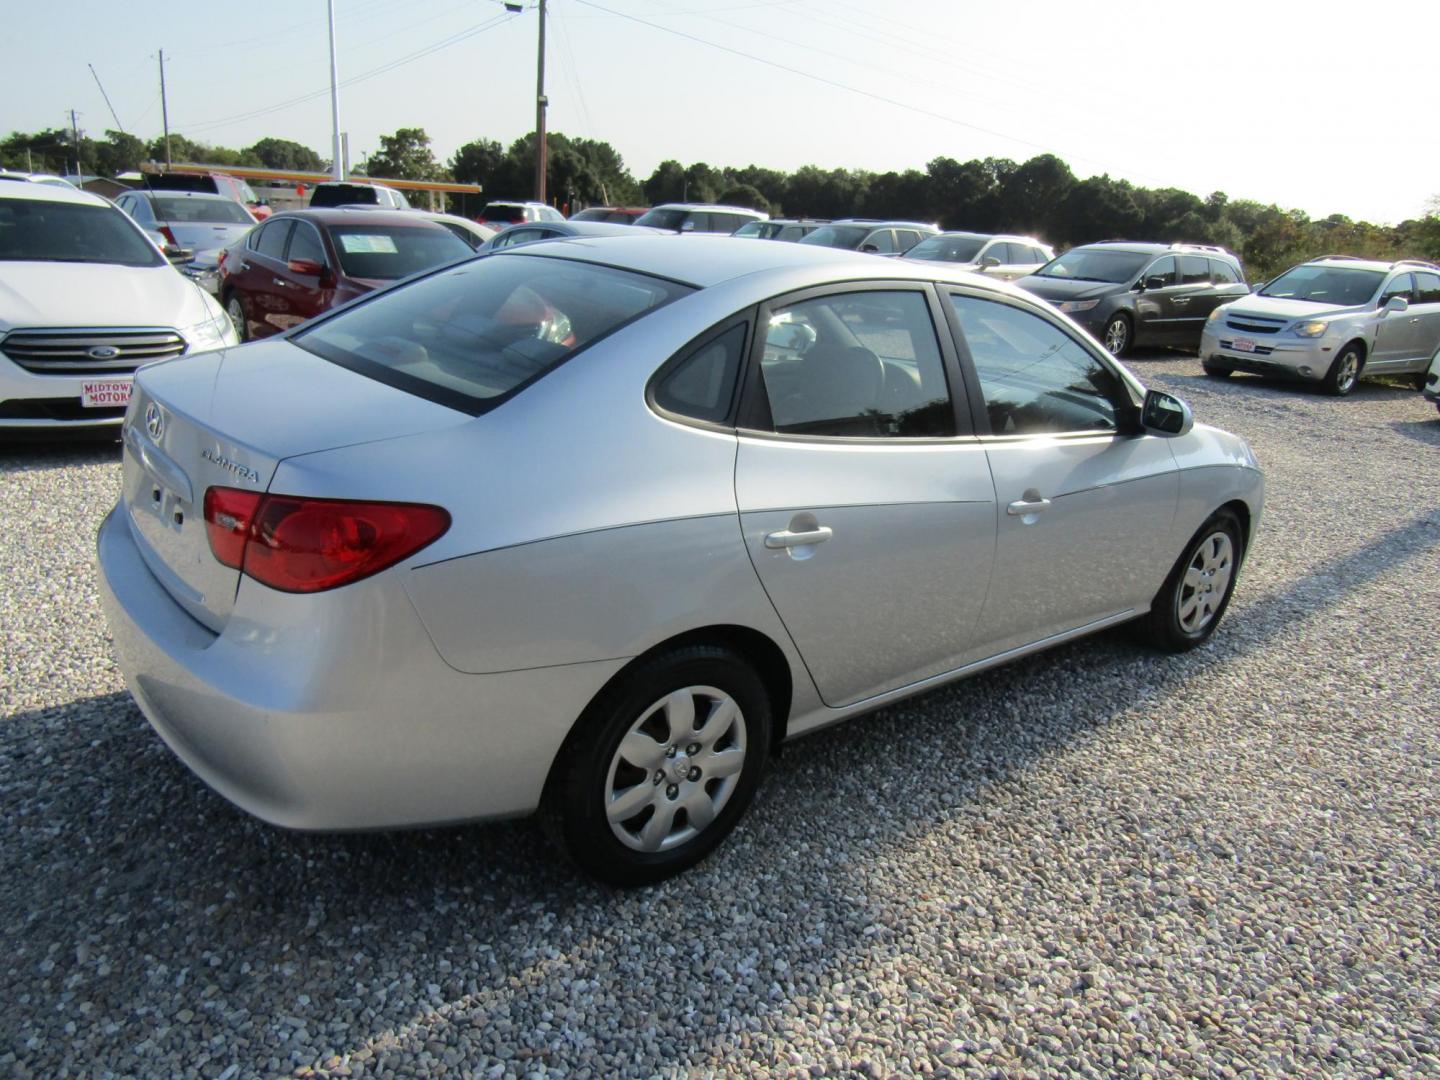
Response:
[1231,337,1257,353]
[82,380,133,408]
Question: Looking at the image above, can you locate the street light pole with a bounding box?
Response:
[327,0,343,180]
[534,0,547,203]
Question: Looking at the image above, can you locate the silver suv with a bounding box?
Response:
[1201,256,1440,395]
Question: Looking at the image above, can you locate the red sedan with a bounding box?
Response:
[218,209,473,341]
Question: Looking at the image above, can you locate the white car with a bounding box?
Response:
[901,232,1054,280]
[0,183,237,433]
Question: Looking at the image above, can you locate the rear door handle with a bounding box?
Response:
[1007,497,1052,516]
[764,526,833,549]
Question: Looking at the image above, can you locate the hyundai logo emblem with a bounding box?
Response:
[87,345,121,360]
[144,403,164,441]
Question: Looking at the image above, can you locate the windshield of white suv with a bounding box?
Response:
[798,225,870,249]
[1035,248,1152,283]
[1258,265,1384,306]
[903,235,986,262]
[295,254,693,413]
[0,198,164,267]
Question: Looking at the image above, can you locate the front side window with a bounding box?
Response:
[1210,259,1240,284]
[1380,273,1414,305]
[863,230,896,254]
[950,294,1125,436]
[756,290,954,438]
[295,255,691,413]
[0,198,164,267]
[798,225,870,250]
[287,222,326,266]
[1143,256,1177,288]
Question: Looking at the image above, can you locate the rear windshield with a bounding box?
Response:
[0,198,164,267]
[798,225,869,249]
[148,175,215,193]
[153,196,253,224]
[1035,248,1152,284]
[311,184,379,207]
[1259,265,1384,306]
[904,235,986,263]
[295,254,693,413]
[481,203,526,223]
[329,225,473,280]
[633,208,688,230]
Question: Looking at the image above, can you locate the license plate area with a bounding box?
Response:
[1231,337,1257,353]
[82,379,133,408]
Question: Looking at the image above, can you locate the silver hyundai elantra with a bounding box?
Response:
[97,235,1264,885]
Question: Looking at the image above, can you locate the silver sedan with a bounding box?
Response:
[97,236,1264,885]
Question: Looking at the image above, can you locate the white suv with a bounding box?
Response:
[1201,256,1440,396]
[0,184,236,432]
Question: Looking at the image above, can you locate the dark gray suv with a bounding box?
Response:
[1018,242,1248,356]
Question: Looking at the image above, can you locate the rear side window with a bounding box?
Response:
[1179,256,1210,285]
[653,322,747,423]
[295,256,692,414]
[755,290,954,438]
[1415,272,1440,304]
[1210,259,1240,284]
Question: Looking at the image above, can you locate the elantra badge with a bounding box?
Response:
[144,403,164,441]
[201,447,261,484]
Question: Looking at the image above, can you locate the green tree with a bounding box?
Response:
[715,183,771,213]
[247,137,325,172]
[367,127,445,181]
[643,160,687,204]
[95,130,145,175]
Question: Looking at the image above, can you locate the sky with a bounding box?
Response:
[8,0,1438,224]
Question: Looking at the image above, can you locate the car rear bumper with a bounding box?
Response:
[1200,328,1328,381]
[96,503,625,830]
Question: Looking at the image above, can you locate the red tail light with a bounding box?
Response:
[202,486,450,593]
[159,225,178,247]
[217,248,228,270]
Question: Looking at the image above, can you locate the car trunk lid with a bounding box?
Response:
[121,338,469,631]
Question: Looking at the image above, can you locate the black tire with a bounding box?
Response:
[1202,363,1233,379]
[546,645,772,886]
[225,294,248,343]
[1322,343,1363,396]
[1102,314,1132,357]
[1142,510,1244,653]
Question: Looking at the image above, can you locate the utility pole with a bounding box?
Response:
[69,109,82,178]
[158,50,171,167]
[327,0,343,181]
[534,0,548,203]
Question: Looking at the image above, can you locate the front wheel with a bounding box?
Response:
[1322,345,1362,396]
[1102,314,1132,357]
[1202,363,1232,379]
[1142,511,1244,652]
[547,645,772,886]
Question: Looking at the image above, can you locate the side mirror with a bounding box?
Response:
[680,220,697,232]
[981,255,1002,269]
[288,258,325,276]
[1140,389,1193,437]
[1143,275,1168,291]
[1251,281,1267,293]
[860,243,880,253]
[1383,295,1409,314]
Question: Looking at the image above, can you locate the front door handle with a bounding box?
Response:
[1007,497,1052,516]
[273,277,291,288]
[764,526,833,549]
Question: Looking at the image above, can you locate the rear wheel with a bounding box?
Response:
[1142,510,1243,652]
[1322,344,1362,396]
[1203,362,1233,379]
[547,645,771,886]
[1102,314,1132,357]
[225,295,248,343]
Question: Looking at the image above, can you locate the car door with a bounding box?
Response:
[1371,273,1416,368]
[239,219,295,339]
[734,284,998,708]
[1409,271,1440,369]
[1169,254,1226,342]
[276,219,336,328]
[943,289,1179,656]
[994,242,1037,280]
[1132,255,1193,345]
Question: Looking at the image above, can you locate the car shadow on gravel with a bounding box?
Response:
[0,436,122,473]
[4,513,1438,1075]
[1391,417,1440,446]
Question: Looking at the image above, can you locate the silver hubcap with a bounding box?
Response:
[604,686,747,853]
[1105,319,1127,354]
[227,300,245,338]
[1336,353,1358,392]
[1177,531,1234,634]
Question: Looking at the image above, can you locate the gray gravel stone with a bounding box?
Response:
[2,358,1438,1078]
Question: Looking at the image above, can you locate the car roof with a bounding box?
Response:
[648,203,766,214]
[132,190,237,202]
[270,208,445,227]
[0,182,108,207]
[505,232,1036,290]
[832,218,938,229]
[1306,256,1416,273]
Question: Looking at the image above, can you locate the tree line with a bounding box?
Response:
[5,124,1438,280]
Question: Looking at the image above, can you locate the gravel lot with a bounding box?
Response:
[3,355,1438,1078]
